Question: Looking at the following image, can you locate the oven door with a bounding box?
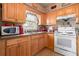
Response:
[1,26,19,35]
[54,35,76,53]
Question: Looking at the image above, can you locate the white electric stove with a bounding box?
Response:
[54,27,77,56]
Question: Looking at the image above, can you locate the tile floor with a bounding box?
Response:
[35,48,63,56]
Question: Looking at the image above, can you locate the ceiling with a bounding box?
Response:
[39,3,73,8]
[38,3,73,13]
[39,3,55,7]
[25,3,73,13]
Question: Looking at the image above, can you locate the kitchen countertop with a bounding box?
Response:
[0,32,53,39]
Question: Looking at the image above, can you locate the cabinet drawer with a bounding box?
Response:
[17,36,30,43]
[31,34,47,40]
[77,37,79,47]
[31,35,39,39]
[7,39,18,46]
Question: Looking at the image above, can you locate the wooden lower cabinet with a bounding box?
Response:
[38,37,44,50]
[2,34,49,56]
[32,34,48,55]
[6,44,18,56]
[31,34,48,55]
[6,42,29,56]
[3,33,79,56]
[47,33,54,50]
[31,38,39,55]
[43,34,48,47]
[18,42,28,56]
[6,37,31,56]
[0,40,6,56]
[77,36,79,56]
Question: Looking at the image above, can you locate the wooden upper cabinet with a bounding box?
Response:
[40,14,47,25]
[64,4,79,15]
[56,4,79,23]
[64,4,79,23]
[56,4,78,16]
[56,10,62,16]
[2,3,26,23]
[47,12,57,25]
[2,3,16,22]
[74,4,79,23]
[65,6,75,15]
[56,8,66,16]
[16,4,26,23]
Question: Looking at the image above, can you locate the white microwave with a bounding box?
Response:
[0,26,19,36]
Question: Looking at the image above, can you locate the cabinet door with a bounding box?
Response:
[0,40,5,56]
[2,3,16,22]
[47,12,56,25]
[6,44,18,56]
[75,4,79,23]
[16,4,26,23]
[31,38,39,55]
[17,37,31,56]
[43,34,48,47]
[38,37,44,50]
[47,34,54,50]
[57,9,64,16]
[18,42,27,56]
[40,14,47,25]
[65,5,75,15]
[77,36,79,56]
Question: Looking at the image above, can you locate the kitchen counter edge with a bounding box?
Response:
[0,32,53,39]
